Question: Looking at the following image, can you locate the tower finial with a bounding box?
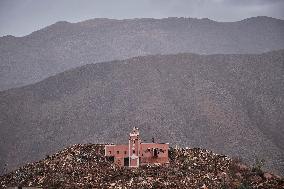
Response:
[130,127,139,136]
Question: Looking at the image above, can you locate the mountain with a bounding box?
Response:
[0,16,284,91]
[0,144,283,188]
[0,50,283,176]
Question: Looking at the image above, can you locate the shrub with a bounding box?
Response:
[238,181,252,189]
[219,181,230,189]
[252,158,265,176]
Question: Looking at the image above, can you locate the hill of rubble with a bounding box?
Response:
[0,144,283,189]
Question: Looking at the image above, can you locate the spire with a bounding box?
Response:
[130,127,139,136]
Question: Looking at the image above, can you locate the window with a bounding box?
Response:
[124,151,127,155]
[109,151,111,154]
[133,150,135,154]
[154,148,158,157]
[117,151,119,154]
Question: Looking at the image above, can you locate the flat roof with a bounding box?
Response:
[141,142,169,144]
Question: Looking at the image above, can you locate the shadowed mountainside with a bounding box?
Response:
[1,16,284,90]
[0,50,283,175]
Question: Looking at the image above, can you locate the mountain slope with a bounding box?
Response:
[0,50,283,175]
[1,16,284,90]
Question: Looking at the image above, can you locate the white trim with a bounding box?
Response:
[129,137,131,167]
[138,138,140,167]
[140,142,169,144]
[105,144,115,156]
[129,133,139,137]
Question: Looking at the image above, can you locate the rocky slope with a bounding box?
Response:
[1,16,284,90]
[0,144,283,189]
[0,50,283,176]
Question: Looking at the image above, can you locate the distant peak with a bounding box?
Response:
[0,34,17,40]
[54,21,71,25]
[240,16,282,22]
[1,35,16,38]
[72,16,283,26]
[77,18,117,24]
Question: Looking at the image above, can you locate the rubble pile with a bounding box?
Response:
[0,144,283,188]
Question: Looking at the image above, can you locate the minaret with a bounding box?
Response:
[129,127,141,167]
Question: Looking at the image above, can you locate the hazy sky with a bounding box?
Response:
[0,0,284,37]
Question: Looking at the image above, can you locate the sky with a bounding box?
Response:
[0,0,284,37]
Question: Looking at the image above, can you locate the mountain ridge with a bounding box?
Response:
[1,16,284,91]
[0,16,281,39]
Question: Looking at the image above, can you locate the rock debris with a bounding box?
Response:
[0,144,283,188]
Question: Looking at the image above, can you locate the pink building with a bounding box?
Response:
[105,127,169,167]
